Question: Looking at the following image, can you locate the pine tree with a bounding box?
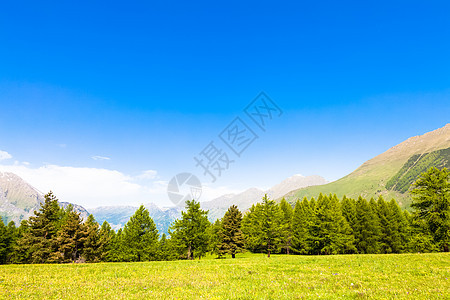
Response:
[411,167,450,252]
[388,199,409,253]
[354,196,381,254]
[241,203,264,253]
[52,206,87,263]
[308,194,355,255]
[221,205,245,258]
[170,200,210,259]
[82,214,101,262]
[327,194,356,254]
[156,233,177,261]
[341,196,357,229]
[207,219,224,258]
[375,196,394,253]
[279,198,293,254]
[291,198,310,254]
[122,205,159,261]
[17,191,64,263]
[98,221,114,261]
[10,220,30,264]
[0,219,7,264]
[108,228,126,262]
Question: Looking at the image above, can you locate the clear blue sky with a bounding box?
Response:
[0,1,449,207]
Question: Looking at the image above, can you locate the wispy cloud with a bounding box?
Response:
[0,163,167,208]
[135,170,158,180]
[91,156,111,161]
[0,150,12,161]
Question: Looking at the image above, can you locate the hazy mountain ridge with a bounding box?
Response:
[201,175,327,220]
[90,204,181,234]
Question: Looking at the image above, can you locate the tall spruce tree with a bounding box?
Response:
[82,214,101,262]
[388,199,409,253]
[52,206,87,263]
[108,228,126,262]
[291,197,311,254]
[241,203,264,253]
[279,198,293,254]
[18,191,63,263]
[308,194,355,255]
[208,219,224,258]
[354,196,381,254]
[242,194,283,257]
[170,200,210,259]
[411,167,450,252]
[98,221,114,261]
[156,233,177,261]
[0,219,7,264]
[220,205,245,258]
[122,205,159,261]
[341,196,357,229]
[376,196,394,253]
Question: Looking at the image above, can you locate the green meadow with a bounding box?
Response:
[1,253,449,299]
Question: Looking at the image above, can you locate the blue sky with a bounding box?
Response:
[0,1,449,208]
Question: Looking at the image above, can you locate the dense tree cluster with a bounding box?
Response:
[0,167,449,264]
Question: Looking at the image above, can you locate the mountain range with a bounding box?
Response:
[1,123,449,233]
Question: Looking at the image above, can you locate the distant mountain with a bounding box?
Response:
[90,174,326,231]
[90,204,181,234]
[0,172,89,224]
[283,123,450,207]
[201,175,327,220]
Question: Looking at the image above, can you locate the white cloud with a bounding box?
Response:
[0,150,12,161]
[91,156,111,161]
[200,183,242,201]
[0,164,169,208]
[135,170,158,180]
[0,162,241,210]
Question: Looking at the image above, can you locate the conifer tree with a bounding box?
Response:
[341,196,357,229]
[108,228,126,262]
[122,205,159,261]
[0,219,7,264]
[376,196,394,253]
[18,191,63,263]
[279,198,293,254]
[241,203,264,253]
[354,196,381,254]
[221,205,245,258]
[387,199,409,253]
[308,194,355,255]
[52,206,86,263]
[207,219,224,258]
[156,233,177,261]
[83,214,101,262]
[411,167,450,252]
[98,221,115,261]
[291,198,310,254]
[242,194,283,257]
[170,200,210,259]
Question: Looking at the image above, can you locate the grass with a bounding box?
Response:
[1,253,449,299]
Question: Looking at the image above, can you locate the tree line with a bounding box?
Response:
[0,167,449,264]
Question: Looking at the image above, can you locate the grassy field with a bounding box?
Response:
[1,253,449,299]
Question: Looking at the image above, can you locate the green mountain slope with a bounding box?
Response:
[284,123,450,208]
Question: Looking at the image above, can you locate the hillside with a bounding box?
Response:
[283,123,450,207]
